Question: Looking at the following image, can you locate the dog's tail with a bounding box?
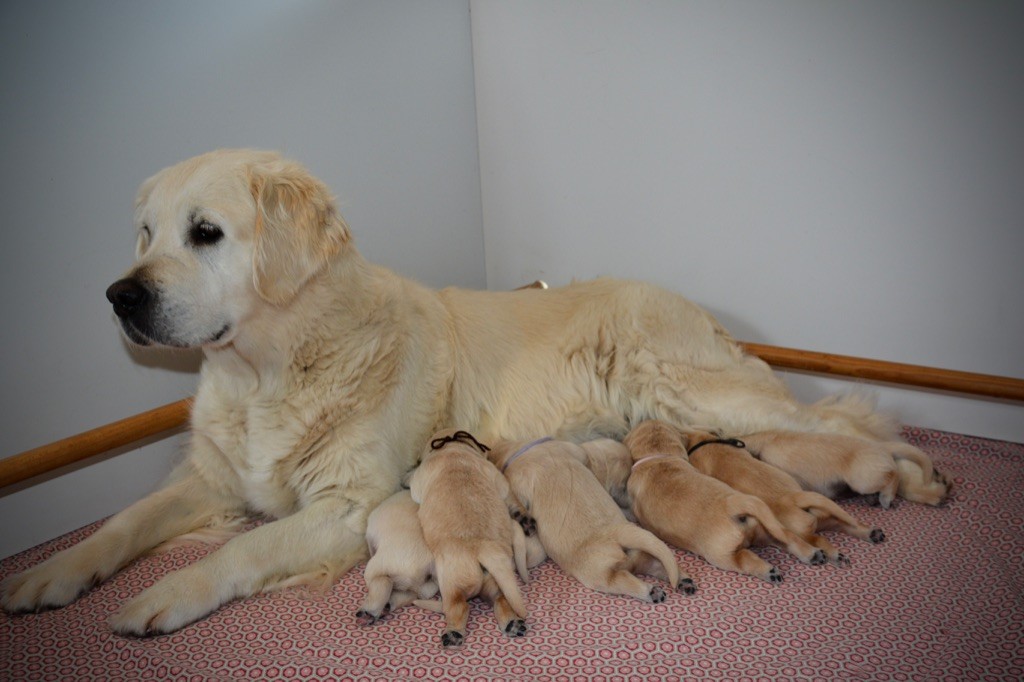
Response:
[790,490,880,543]
[477,543,527,619]
[726,495,824,565]
[612,523,680,589]
[510,518,531,583]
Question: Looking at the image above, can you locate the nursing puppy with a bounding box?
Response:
[355,490,436,625]
[488,437,689,602]
[578,438,634,511]
[624,420,826,583]
[3,149,924,633]
[408,430,529,647]
[740,431,951,508]
[684,432,885,566]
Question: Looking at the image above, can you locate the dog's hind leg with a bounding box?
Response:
[481,576,526,638]
[439,590,471,647]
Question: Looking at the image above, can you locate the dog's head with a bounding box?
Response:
[105,149,350,348]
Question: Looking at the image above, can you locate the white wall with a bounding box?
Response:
[0,0,483,558]
[472,0,1024,442]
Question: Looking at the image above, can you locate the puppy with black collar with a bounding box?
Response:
[684,431,885,566]
[408,429,530,647]
[624,420,826,584]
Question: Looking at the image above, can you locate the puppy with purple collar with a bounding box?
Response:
[488,436,689,602]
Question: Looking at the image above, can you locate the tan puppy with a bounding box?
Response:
[488,437,690,602]
[577,438,635,512]
[355,490,436,625]
[740,431,951,508]
[624,420,826,583]
[684,432,885,566]
[408,430,530,647]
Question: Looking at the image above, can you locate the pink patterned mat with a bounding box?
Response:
[2,427,1022,681]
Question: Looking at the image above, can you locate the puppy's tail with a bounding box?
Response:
[727,495,822,565]
[510,518,531,583]
[478,544,527,619]
[612,523,680,590]
[791,491,877,542]
[886,441,936,483]
[413,598,443,612]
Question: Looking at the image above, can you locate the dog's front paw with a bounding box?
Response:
[835,553,852,568]
[810,550,827,566]
[441,630,464,647]
[2,555,104,614]
[767,568,783,584]
[503,618,527,637]
[109,570,220,636]
[678,578,697,595]
[869,528,886,544]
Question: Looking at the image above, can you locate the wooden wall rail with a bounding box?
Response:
[2,344,1021,490]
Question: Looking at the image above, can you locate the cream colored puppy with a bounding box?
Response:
[488,437,689,602]
[740,431,951,508]
[2,150,925,632]
[625,420,826,583]
[355,490,436,625]
[684,432,885,566]
[408,430,530,647]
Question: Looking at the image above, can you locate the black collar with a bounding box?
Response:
[687,437,746,456]
[430,430,491,453]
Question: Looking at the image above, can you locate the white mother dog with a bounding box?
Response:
[2,149,919,634]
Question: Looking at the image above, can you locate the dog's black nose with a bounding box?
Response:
[106,278,149,318]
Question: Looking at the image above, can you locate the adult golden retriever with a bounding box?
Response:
[2,149,910,634]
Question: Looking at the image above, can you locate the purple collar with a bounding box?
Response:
[501,436,554,472]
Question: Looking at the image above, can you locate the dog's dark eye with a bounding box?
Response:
[189,220,224,247]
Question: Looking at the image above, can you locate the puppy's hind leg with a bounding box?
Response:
[709,548,783,585]
[481,576,526,638]
[356,575,394,625]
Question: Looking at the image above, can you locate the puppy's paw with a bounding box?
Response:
[869,528,886,544]
[503,619,527,637]
[355,609,380,626]
[835,553,852,568]
[810,550,827,566]
[512,511,537,537]
[678,578,697,596]
[767,568,783,584]
[649,585,667,603]
[441,630,464,647]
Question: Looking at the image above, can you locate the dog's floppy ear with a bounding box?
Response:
[249,159,351,304]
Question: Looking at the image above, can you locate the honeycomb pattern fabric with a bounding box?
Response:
[2,427,1022,681]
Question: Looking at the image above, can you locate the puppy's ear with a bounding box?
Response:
[249,159,351,304]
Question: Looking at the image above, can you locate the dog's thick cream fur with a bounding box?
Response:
[740,431,951,508]
[488,437,687,602]
[2,149,921,632]
[356,490,436,625]
[684,431,884,566]
[625,420,827,582]
[408,430,529,646]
